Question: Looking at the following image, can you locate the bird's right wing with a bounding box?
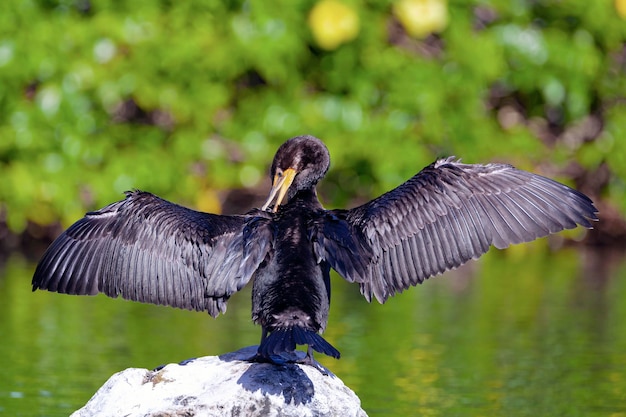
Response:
[32,190,270,317]
[312,158,598,304]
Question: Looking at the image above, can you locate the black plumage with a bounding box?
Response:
[32,135,598,366]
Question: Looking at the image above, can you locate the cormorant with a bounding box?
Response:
[32,135,598,367]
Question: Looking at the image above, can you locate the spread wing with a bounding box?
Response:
[32,190,270,316]
[313,158,598,303]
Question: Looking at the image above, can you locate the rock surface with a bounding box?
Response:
[71,346,368,417]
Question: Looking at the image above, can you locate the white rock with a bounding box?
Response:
[71,346,368,417]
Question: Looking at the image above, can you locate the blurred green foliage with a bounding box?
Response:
[1,0,625,233]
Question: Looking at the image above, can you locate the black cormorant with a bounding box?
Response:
[32,135,598,367]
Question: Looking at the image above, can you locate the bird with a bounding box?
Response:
[32,134,598,369]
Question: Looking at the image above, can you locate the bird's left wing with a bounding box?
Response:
[32,190,269,317]
[312,158,598,304]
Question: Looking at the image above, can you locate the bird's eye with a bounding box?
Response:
[277,170,283,178]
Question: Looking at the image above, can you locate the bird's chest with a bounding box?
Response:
[250,210,328,316]
[264,213,317,280]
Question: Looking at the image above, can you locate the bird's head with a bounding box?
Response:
[262,135,330,212]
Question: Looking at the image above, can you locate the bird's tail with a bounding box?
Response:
[259,326,341,359]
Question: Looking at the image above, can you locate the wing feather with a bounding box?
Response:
[32,190,261,317]
[316,158,598,303]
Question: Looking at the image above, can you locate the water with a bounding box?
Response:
[1,243,625,416]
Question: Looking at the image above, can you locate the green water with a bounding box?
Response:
[1,242,625,416]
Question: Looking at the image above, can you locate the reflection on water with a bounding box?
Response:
[1,243,625,416]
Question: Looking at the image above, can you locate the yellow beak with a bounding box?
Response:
[262,168,297,212]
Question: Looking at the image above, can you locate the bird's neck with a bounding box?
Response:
[286,188,323,210]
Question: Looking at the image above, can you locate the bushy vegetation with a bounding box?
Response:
[1,0,625,234]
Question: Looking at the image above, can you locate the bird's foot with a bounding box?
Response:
[296,354,332,376]
[297,347,332,375]
[247,349,332,375]
[247,352,273,363]
[247,351,300,365]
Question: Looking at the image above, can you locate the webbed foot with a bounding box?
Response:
[247,347,332,375]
